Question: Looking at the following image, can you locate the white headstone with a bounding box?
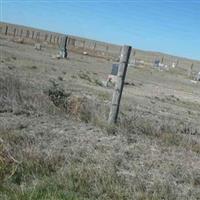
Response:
[34,43,41,50]
[197,72,200,81]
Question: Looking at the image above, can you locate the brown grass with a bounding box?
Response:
[0,73,199,200]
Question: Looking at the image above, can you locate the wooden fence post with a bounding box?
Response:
[161,56,164,64]
[5,26,8,35]
[93,42,96,50]
[176,60,179,67]
[20,29,23,37]
[60,36,68,58]
[188,63,194,78]
[13,28,16,37]
[49,35,52,43]
[31,31,34,39]
[108,45,132,124]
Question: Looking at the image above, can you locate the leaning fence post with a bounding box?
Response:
[108,45,132,124]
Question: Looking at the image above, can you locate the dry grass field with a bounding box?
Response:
[0,35,200,200]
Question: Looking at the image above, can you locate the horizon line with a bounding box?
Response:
[1,20,199,63]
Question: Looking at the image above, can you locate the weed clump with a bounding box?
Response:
[47,84,71,111]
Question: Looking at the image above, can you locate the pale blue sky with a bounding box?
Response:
[1,0,200,60]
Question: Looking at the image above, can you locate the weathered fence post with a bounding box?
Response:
[13,28,16,37]
[161,56,164,64]
[31,31,34,39]
[176,60,179,67]
[108,45,132,124]
[49,35,52,43]
[5,26,8,35]
[20,29,23,37]
[60,36,68,58]
[93,42,96,50]
[188,63,193,78]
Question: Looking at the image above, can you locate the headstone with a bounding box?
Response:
[111,63,119,75]
[197,72,200,81]
[83,51,88,55]
[154,59,160,67]
[34,43,41,50]
[172,62,176,68]
[105,63,119,86]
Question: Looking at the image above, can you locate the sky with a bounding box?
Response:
[1,0,200,60]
